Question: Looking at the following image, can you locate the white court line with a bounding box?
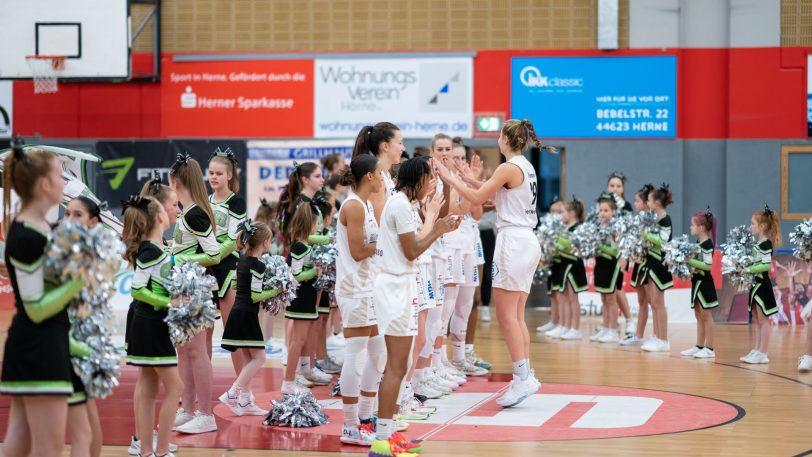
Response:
[416,383,511,441]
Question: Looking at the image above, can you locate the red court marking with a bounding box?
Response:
[0,367,743,452]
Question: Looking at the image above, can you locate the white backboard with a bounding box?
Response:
[0,0,130,79]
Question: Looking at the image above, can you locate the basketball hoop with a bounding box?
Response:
[25,55,66,94]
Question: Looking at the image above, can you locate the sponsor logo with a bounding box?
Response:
[100,157,135,190]
[519,66,584,89]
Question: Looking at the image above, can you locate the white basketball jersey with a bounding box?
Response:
[496,155,538,230]
[382,170,396,198]
[335,192,379,298]
[376,192,418,276]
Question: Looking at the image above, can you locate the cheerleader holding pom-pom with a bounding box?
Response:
[218,221,279,417]
[640,184,674,353]
[550,198,588,341]
[591,193,622,344]
[620,184,655,346]
[680,208,719,359]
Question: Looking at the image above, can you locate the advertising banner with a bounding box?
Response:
[314,57,473,139]
[246,140,353,217]
[162,59,314,138]
[511,56,677,138]
[808,55,812,136]
[0,81,10,139]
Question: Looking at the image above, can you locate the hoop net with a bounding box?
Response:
[25,55,66,94]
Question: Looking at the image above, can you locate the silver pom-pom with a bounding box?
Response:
[46,221,124,305]
[619,211,659,263]
[789,218,812,262]
[263,391,328,428]
[570,222,600,259]
[534,213,566,283]
[663,235,700,280]
[69,286,122,399]
[260,254,299,315]
[312,243,337,292]
[721,225,757,292]
[164,262,217,346]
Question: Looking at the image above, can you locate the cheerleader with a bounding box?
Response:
[550,198,588,341]
[169,154,231,434]
[620,184,655,346]
[800,267,812,370]
[680,208,719,359]
[605,172,635,333]
[63,197,105,457]
[434,119,547,408]
[219,221,278,417]
[370,157,458,456]
[122,195,183,457]
[335,154,384,445]
[127,173,180,456]
[255,198,286,356]
[539,199,565,335]
[0,145,86,457]
[640,184,674,352]
[276,162,325,256]
[740,206,781,364]
[282,203,324,394]
[591,193,622,344]
[207,148,246,376]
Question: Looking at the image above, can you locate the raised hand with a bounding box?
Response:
[434,214,462,235]
[423,189,445,220]
[470,154,484,179]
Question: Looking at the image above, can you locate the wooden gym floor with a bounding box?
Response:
[0,306,810,457]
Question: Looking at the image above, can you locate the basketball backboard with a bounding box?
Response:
[0,0,130,80]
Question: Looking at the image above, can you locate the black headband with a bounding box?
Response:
[120,195,151,217]
[608,171,626,182]
[705,205,713,221]
[763,204,773,215]
[598,191,615,202]
[239,219,257,245]
[170,153,191,172]
[10,135,29,164]
[260,197,271,208]
[210,146,237,165]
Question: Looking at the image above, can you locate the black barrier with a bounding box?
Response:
[93,140,248,211]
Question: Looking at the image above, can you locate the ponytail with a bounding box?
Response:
[352,122,400,159]
[753,206,781,247]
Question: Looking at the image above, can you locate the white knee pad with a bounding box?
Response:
[451,285,476,340]
[422,308,443,357]
[339,336,368,398]
[360,334,386,392]
[441,286,459,334]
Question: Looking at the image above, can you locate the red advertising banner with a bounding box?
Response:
[162,58,314,138]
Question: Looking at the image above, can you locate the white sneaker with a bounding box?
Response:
[218,390,242,416]
[129,435,177,456]
[173,408,195,430]
[453,359,489,376]
[680,346,702,357]
[739,349,757,362]
[340,423,375,446]
[327,333,345,348]
[237,395,269,416]
[536,322,555,333]
[496,373,540,408]
[306,367,333,385]
[694,348,716,359]
[480,306,491,322]
[742,351,769,364]
[625,319,637,335]
[798,355,812,372]
[282,379,309,395]
[597,330,620,343]
[295,373,315,388]
[442,362,467,384]
[560,329,582,340]
[427,371,456,392]
[174,411,217,434]
[546,325,567,338]
[619,335,644,346]
[589,328,606,342]
[414,381,444,399]
[641,339,670,352]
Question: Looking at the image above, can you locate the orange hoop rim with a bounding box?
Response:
[26,55,67,70]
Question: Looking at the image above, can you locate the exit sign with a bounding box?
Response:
[474,113,506,138]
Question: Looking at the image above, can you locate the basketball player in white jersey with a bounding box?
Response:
[351,123,403,223]
[335,154,385,446]
[435,119,553,408]
[370,157,459,454]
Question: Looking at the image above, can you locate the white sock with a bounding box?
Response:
[465,344,474,354]
[358,395,376,421]
[513,359,530,381]
[413,367,424,384]
[343,403,359,427]
[431,347,442,368]
[376,418,395,441]
[451,340,466,363]
[441,345,449,363]
[298,356,311,375]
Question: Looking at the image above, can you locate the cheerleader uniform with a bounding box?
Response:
[0,221,84,396]
[335,191,379,328]
[551,224,588,293]
[491,155,542,294]
[173,203,224,268]
[209,192,246,300]
[373,191,419,337]
[286,239,319,320]
[126,240,177,367]
[221,256,279,351]
[594,237,621,294]
[688,239,718,309]
[317,227,335,315]
[748,240,778,316]
[642,215,674,291]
